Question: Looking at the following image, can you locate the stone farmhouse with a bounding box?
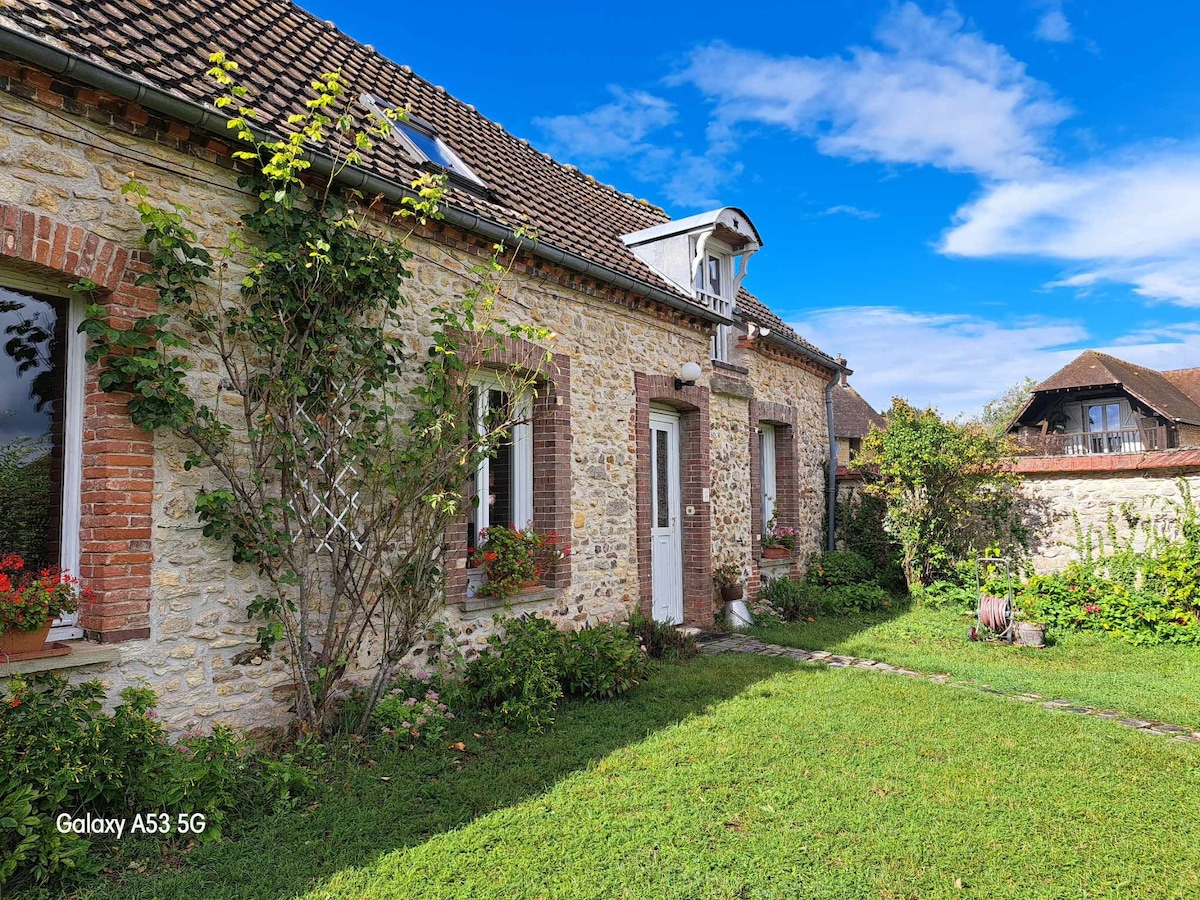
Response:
[0,0,848,729]
[1008,350,1200,572]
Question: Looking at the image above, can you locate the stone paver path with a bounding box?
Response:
[699,632,1200,744]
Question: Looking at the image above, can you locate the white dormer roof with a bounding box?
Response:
[621,207,763,251]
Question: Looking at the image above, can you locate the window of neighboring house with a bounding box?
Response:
[759,423,777,528]
[1083,399,1134,453]
[466,376,533,593]
[694,252,732,362]
[0,278,85,639]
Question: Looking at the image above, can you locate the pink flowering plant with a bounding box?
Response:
[371,674,456,745]
[761,518,799,551]
[0,553,89,634]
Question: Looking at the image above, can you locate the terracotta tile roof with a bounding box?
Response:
[0,0,832,367]
[1031,350,1200,426]
[2,0,678,289]
[832,381,885,438]
[734,288,831,361]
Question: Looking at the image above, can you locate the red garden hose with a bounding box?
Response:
[978,593,1012,633]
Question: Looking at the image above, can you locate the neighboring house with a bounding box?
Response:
[1006,351,1200,572]
[0,0,846,729]
[830,366,885,467]
[1009,351,1200,456]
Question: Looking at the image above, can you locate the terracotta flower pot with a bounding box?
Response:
[518,581,545,594]
[762,546,790,560]
[0,621,53,659]
[720,584,744,602]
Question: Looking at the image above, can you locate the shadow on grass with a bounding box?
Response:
[72,653,797,900]
[748,600,911,651]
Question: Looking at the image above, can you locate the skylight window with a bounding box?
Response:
[359,93,485,189]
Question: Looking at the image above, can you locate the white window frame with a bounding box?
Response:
[759,423,777,528]
[467,374,534,591]
[692,248,733,362]
[0,275,85,640]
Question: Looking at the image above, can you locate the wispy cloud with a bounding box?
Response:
[674,3,1070,180]
[1034,2,1073,43]
[821,204,880,219]
[790,306,1200,417]
[532,87,676,163]
[532,3,1069,208]
[940,149,1200,306]
[532,87,735,207]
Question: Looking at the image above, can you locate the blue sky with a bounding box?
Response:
[304,0,1200,417]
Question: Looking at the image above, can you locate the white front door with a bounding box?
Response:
[649,408,683,624]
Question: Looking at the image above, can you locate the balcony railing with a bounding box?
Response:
[1016,424,1171,456]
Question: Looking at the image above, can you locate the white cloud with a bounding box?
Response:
[532,87,676,162]
[940,150,1200,305]
[791,306,1200,417]
[791,306,1089,417]
[632,147,740,209]
[1034,3,1073,43]
[821,204,880,219]
[675,3,1070,180]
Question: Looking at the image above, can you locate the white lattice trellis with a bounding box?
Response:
[294,399,364,553]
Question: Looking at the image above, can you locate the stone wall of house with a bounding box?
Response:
[1021,470,1200,573]
[0,86,829,732]
[709,390,754,579]
[744,349,831,572]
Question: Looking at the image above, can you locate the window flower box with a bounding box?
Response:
[0,554,88,662]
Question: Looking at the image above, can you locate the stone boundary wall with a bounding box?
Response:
[1021,469,1200,573]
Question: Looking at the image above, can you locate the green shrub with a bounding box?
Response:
[0,675,309,890]
[464,616,565,730]
[628,611,698,662]
[913,579,976,611]
[758,577,820,622]
[464,616,653,729]
[558,623,648,700]
[876,558,909,595]
[816,582,892,615]
[807,551,874,587]
[1019,569,1199,646]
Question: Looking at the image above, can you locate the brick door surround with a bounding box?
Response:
[748,399,801,597]
[633,372,712,627]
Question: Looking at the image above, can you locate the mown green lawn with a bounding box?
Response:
[752,606,1200,728]
[70,653,1200,900]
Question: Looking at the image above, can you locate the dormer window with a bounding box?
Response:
[621,208,762,364]
[359,94,485,188]
[693,249,733,362]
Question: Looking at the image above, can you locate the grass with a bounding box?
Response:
[752,605,1200,728]
[66,653,1200,900]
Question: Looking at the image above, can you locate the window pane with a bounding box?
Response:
[400,123,454,168]
[707,255,722,296]
[1087,405,1103,432]
[1105,404,1121,430]
[654,428,669,528]
[487,389,513,530]
[0,287,66,571]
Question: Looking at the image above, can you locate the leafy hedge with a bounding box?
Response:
[757,552,894,623]
[463,616,650,729]
[0,675,312,890]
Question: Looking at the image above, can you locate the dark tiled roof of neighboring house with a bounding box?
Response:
[1162,367,1200,409]
[1030,350,1200,426]
[0,0,836,368]
[832,380,885,438]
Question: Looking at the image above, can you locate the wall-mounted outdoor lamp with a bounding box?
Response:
[675,361,702,391]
